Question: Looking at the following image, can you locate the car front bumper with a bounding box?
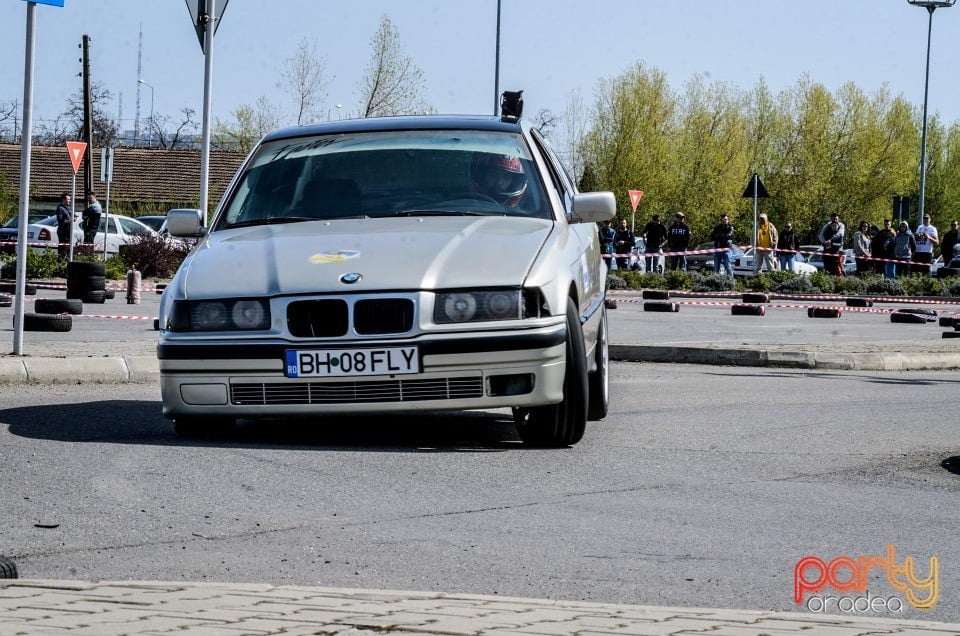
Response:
[158,322,567,419]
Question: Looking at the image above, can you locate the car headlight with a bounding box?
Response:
[435,289,524,324]
[168,299,271,331]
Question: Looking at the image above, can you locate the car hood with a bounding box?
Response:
[176,216,554,298]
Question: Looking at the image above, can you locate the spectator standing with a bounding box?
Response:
[942,219,959,267]
[893,221,918,277]
[614,218,636,270]
[55,192,73,258]
[598,219,616,269]
[872,219,897,278]
[913,214,939,276]
[853,220,872,276]
[82,191,102,246]
[778,221,800,272]
[665,212,691,271]
[641,214,668,273]
[710,213,735,277]
[753,213,778,274]
[820,220,844,276]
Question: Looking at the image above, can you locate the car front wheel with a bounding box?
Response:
[515,298,588,447]
[587,305,609,421]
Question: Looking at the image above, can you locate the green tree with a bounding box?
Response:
[358,15,432,117]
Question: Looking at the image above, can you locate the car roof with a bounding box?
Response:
[262,115,524,143]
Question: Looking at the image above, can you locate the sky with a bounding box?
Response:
[2,0,960,139]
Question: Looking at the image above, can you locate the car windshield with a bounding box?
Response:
[3,214,47,228]
[215,129,551,229]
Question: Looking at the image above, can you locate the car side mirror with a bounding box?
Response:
[166,209,205,238]
[572,192,616,224]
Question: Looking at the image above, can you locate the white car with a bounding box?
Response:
[23,214,158,255]
[804,248,857,275]
[731,247,817,276]
[159,107,616,447]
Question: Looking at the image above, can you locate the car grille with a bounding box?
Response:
[230,376,483,405]
[287,297,414,337]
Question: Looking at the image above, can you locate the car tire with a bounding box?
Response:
[0,282,36,295]
[0,555,17,579]
[84,290,107,304]
[34,298,83,315]
[890,311,932,324]
[173,416,236,439]
[22,312,72,332]
[0,296,11,308]
[587,306,609,421]
[515,298,588,447]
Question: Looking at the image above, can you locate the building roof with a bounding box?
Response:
[0,144,246,209]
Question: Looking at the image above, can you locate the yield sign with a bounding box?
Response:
[185,0,229,51]
[66,141,87,174]
[628,189,644,212]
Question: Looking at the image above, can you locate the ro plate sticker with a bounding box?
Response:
[309,250,360,264]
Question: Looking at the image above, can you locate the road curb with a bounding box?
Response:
[0,356,159,384]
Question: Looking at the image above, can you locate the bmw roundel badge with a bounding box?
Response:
[340,272,362,284]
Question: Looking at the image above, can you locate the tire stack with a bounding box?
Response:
[66,261,107,304]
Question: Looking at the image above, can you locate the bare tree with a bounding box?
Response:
[35,83,119,147]
[531,108,560,138]
[146,107,199,149]
[282,37,329,125]
[357,15,433,118]
[0,99,18,142]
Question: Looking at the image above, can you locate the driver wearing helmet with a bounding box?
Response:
[470,153,528,207]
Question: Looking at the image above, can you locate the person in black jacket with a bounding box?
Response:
[777,221,800,272]
[665,212,692,271]
[614,218,636,270]
[710,213,735,277]
[641,214,668,273]
[941,219,958,267]
[55,192,73,258]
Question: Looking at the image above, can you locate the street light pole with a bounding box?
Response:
[494,0,501,116]
[908,0,955,228]
[137,79,154,146]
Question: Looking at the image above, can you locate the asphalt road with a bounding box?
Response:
[1,364,957,622]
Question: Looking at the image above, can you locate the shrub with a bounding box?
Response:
[834,276,867,296]
[809,271,835,293]
[765,270,795,284]
[0,248,64,279]
[774,276,815,295]
[664,269,692,290]
[606,273,626,290]
[116,234,190,278]
[742,275,772,292]
[691,273,736,292]
[865,277,905,296]
[899,274,946,297]
[949,279,960,296]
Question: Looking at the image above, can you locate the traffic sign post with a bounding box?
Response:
[742,173,770,256]
[100,147,114,261]
[66,140,86,262]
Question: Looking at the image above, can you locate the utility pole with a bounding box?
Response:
[81,34,92,195]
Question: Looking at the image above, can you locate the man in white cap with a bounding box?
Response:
[754,213,778,274]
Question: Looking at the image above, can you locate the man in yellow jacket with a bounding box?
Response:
[754,213,779,274]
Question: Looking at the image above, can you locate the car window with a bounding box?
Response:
[529,129,573,216]
[119,217,150,237]
[97,217,119,234]
[215,129,552,228]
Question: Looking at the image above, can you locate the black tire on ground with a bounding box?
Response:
[642,289,670,300]
[22,312,72,332]
[84,290,106,304]
[34,298,83,315]
[514,297,588,447]
[942,331,960,338]
[732,303,765,316]
[84,275,106,290]
[0,296,11,308]
[846,298,874,307]
[603,298,618,310]
[741,293,769,304]
[587,306,609,421]
[66,261,106,299]
[153,318,160,331]
[890,312,930,324]
[103,289,115,300]
[0,282,36,295]
[173,416,236,439]
[0,555,17,579]
[643,301,679,312]
[808,307,842,318]
[896,307,938,318]
[938,315,958,327]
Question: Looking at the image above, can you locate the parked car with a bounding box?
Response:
[159,108,616,447]
[136,215,167,233]
[685,242,718,272]
[20,214,158,254]
[0,213,51,243]
[731,246,817,276]
[804,248,857,275]
[608,241,664,273]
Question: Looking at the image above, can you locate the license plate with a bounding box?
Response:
[285,347,419,378]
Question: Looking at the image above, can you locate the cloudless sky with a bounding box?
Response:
[2,0,960,137]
